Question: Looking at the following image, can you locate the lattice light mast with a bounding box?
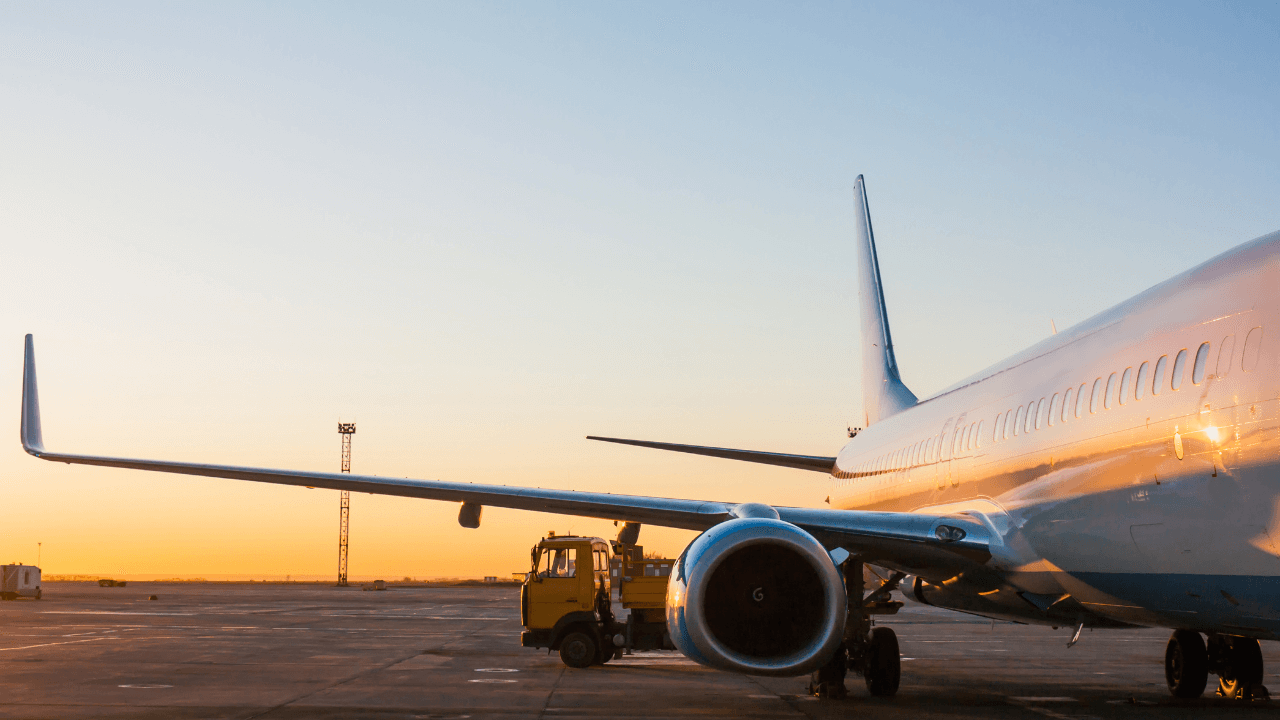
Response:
[337,422,356,587]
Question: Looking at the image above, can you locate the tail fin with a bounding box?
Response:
[21,334,45,455]
[854,176,917,426]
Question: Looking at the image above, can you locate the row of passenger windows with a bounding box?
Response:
[838,327,1263,484]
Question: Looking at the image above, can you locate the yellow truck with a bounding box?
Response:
[520,532,674,667]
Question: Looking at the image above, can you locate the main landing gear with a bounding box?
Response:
[809,560,904,699]
[1165,629,1270,701]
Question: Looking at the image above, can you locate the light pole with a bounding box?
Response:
[37,542,42,567]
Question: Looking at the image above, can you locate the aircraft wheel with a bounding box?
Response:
[863,627,901,697]
[1216,636,1264,699]
[559,631,596,669]
[1165,630,1208,698]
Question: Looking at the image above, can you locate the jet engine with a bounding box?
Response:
[666,516,846,676]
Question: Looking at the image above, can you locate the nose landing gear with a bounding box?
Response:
[1165,630,1269,700]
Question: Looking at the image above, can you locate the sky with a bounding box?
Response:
[1,1,1278,579]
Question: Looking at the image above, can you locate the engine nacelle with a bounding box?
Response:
[666,517,846,676]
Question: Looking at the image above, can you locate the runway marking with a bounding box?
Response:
[468,678,518,683]
[474,668,519,672]
[0,638,114,652]
[1010,697,1078,702]
[41,611,194,616]
[118,684,172,689]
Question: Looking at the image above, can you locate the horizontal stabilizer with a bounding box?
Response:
[587,436,835,473]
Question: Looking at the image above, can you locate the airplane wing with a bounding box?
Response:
[585,436,836,473]
[19,335,991,573]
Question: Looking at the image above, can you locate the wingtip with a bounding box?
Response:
[21,334,44,456]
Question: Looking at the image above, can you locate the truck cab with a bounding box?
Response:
[521,534,613,667]
[521,533,673,668]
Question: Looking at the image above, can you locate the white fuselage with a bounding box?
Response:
[831,231,1280,637]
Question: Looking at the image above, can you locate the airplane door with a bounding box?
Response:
[948,413,966,488]
[935,418,953,490]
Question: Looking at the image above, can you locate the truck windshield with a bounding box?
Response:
[539,548,576,578]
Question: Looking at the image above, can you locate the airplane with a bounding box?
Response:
[20,175,1279,701]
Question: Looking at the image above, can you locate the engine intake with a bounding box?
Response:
[666,517,846,676]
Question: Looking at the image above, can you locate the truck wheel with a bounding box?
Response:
[559,631,596,669]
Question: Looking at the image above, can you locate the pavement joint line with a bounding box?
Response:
[0,637,116,652]
[535,666,567,720]
[745,676,806,717]
[241,606,501,720]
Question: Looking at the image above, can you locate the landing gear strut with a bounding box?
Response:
[1165,630,1269,700]
[809,558,904,699]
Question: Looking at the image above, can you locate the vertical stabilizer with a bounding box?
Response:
[854,176,917,426]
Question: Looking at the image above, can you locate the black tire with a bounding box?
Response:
[864,627,901,697]
[559,631,596,669]
[1165,630,1209,699]
[1217,636,1264,698]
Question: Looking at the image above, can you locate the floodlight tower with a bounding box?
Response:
[337,422,356,587]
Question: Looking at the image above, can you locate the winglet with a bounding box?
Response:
[21,334,45,456]
[854,175,917,426]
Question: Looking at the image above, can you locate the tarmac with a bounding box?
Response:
[1,582,1277,719]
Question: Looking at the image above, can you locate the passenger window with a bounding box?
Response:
[975,420,984,448]
[1048,393,1059,426]
[1076,383,1087,417]
[1171,349,1187,390]
[1090,378,1102,413]
[1135,361,1149,400]
[1118,367,1131,405]
[1243,327,1263,372]
[1104,373,1117,409]
[1014,406,1025,436]
[1216,335,1236,379]
[1062,387,1073,422]
[1192,342,1211,384]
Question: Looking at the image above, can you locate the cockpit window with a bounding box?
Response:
[1090,378,1102,413]
[1104,373,1117,410]
[1151,355,1166,394]
[1118,368,1132,405]
[1135,361,1149,401]
[1192,342,1211,384]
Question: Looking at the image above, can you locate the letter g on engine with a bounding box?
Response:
[665,517,847,676]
